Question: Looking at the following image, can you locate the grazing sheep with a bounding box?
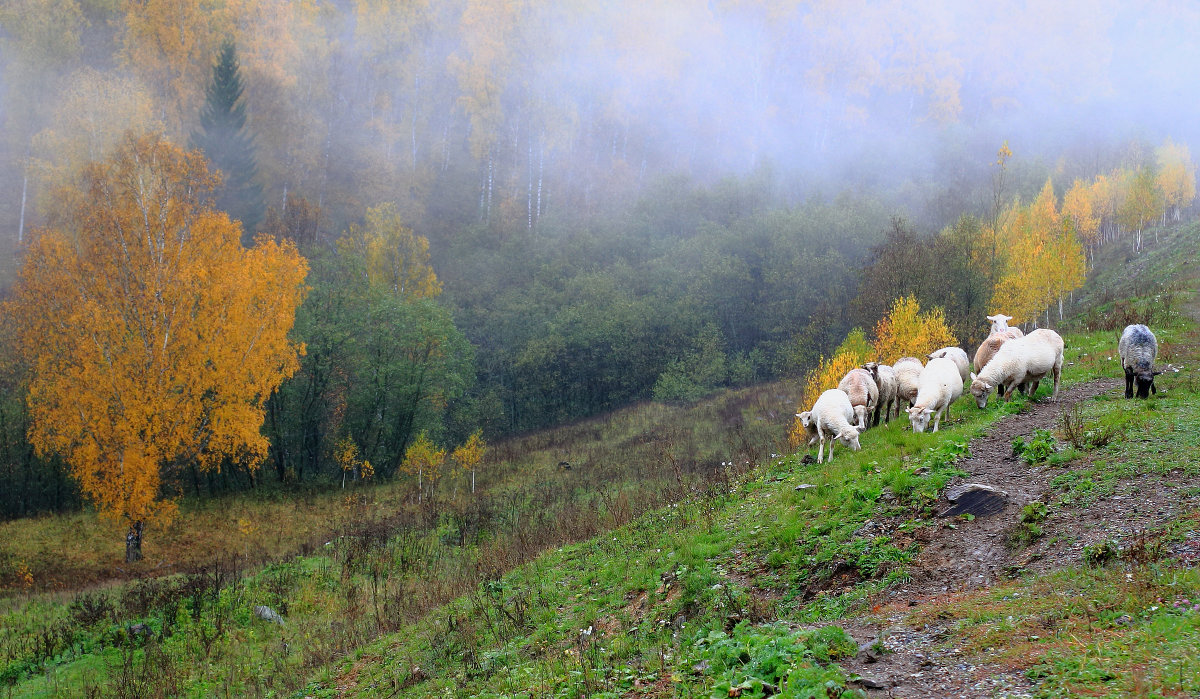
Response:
[927,346,971,384]
[973,328,1024,393]
[969,329,1064,407]
[838,368,879,430]
[905,357,964,433]
[987,314,1024,336]
[862,362,898,425]
[795,411,819,447]
[1119,324,1161,399]
[808,389,863,463]
[893,357,924,409]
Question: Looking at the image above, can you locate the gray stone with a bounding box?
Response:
[940,484,1009,518]
[254,605,286,625]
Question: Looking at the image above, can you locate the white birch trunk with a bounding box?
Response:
[18,172,28,244]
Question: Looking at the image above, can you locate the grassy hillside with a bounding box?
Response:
[0,372,795,695]
[2,222,1197,697]
[300,221,1200,697]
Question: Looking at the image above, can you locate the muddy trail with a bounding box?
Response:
[835,378,1123,698]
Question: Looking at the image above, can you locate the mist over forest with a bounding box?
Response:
[1,0,1198,513]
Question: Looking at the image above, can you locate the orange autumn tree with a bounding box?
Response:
[8,132,308,562]
[870,296,958,364]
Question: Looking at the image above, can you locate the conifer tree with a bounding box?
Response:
[192,40,263,238]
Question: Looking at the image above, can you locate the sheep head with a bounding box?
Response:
[906,406,934,433]
[1131,368,1163,399]
[852,404,869,430]
[835,426,861,451]
[969,372,993,408]
[987,314,1013,333]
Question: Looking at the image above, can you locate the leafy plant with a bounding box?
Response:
[1083,540,1120,566]
[687,621,857,698]
[1012,429,1058,465]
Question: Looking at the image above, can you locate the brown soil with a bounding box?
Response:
[833,378,1122,698]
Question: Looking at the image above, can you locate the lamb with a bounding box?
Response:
[986,313,1024,337]
[862,362,898,426]
[968,329,1064,408]
[905,357,963,433]
[807,389,863,463]
[927,346,970,384]
[1118,324,1161,399]
[837,368,879,430]
[794,411,819,447]
[893,357,924,409]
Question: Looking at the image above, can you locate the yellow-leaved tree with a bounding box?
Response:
[8,132,308,562]
[336,202,443,299]
[870,296,958,364]
[1061,178,1099,266]
[1156,139,1196,224]
[402,431,445,501]
[452,429,487,494]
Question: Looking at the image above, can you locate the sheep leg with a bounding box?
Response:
[1052,364,1061,400]
[932,407,942,433]
[817,435,826,464]
[1124,367,1134,399]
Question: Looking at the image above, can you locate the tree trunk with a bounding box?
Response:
[18,172,28,244]
[125,520,144,563]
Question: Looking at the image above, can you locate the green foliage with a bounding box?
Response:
[1083,540,1120,566]
[1011,501,1048,545]
[687,622,857,698]
[1011,429,1058,465]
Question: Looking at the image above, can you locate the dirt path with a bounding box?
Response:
[835,377,1121,698]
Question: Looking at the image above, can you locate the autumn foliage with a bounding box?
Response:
[871,297,958,364]
[8,132,308,537]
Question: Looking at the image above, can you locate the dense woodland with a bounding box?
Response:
[0,1,1197,525]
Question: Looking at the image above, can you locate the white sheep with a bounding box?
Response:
[927,346,970,384]
[837,367,879,430]
[986,313,1025,336]
[893,357,924,409]
[1118,324,1161,399]
[968,329,1064,407]
[905,357,963,433]
[794,411,819,447]
[974,328,1023,372]
[808,389,863,463]
[862,362,898,425]
[973,328,1024,394]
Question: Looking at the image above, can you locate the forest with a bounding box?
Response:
[0,0,1197,529]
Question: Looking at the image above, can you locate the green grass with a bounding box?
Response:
[5,219,1200,697]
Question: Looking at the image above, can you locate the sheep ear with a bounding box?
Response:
[970,372,978,381]
[1152,370,1165,376]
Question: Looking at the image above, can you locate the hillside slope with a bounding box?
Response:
[306,221,1200,698]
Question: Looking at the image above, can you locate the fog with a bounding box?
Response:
[1,0,1198,255]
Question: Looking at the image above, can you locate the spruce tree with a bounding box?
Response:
[192,40,263,239]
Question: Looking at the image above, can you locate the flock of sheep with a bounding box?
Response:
[796,315,1163,463]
